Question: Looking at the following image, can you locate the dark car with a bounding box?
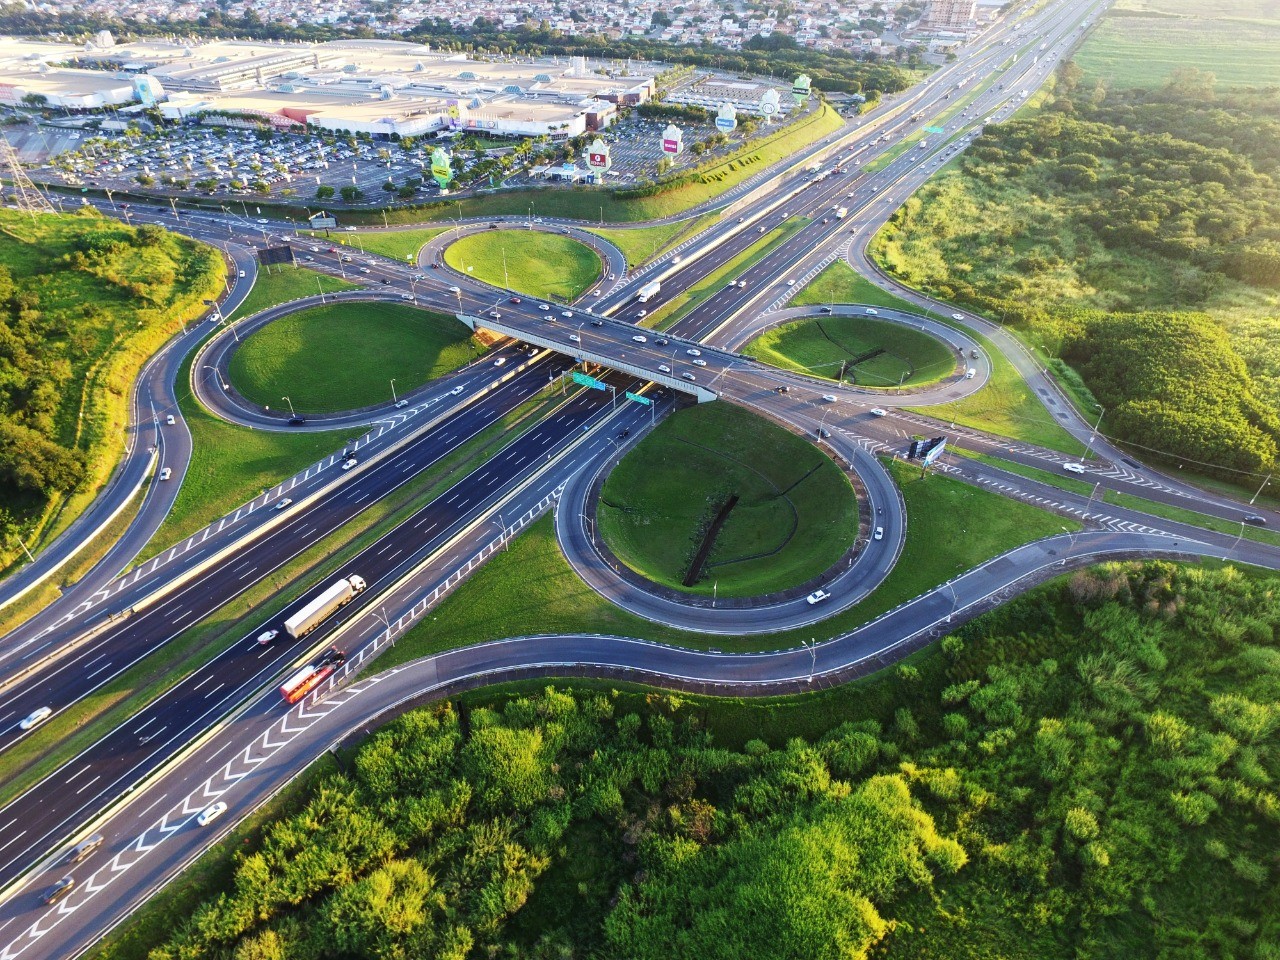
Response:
[287,415,305,426]
[1243,515,1268,527]
[590,319,604,327]
[43,877,75,906]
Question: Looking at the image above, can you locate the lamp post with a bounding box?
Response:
[282,395,296,418]
[1080,404,1104,465]
[202,365,229,391]
[390,379,398,404]
[802,638,817,683]
[1249,472,1272,505]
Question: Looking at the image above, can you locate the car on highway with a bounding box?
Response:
[658,364,671,373]
[632,335,647,343]
[569,334,581,343]
[358,267,370,274]
[952,313,964,320]
[238,270,246,278]
[400,294,412,301]
[874,526,884,541]
[494,357,507,367]
[42,877,75,906]
[487,310,501,319]
[686,348,702,357]
[67,835,103,865]
[692,359,707,367]
[19,706,52,730]
[865,308,879,315]
[637,309,647,318]
[166,414,176,425]
[395,398,409,408]
[822,394,838,402]
[681,372,697,382]
[787,279,796,286]
[539,304,551,311]
[870,408,887,417]
[159,467,172,481]
[450,386,464,396]
[591,319,604,327]
[257,629,279,645]
[197,801,228,827]
[806,589,831,605]
[1244,515,1268,526]
[820,306,833,314]
[1062,462,1086,474]
[509,296,522,304]
[288,415,305,426]
[965,368,977,379]
[341,457,358,470]
[562,311,573,319]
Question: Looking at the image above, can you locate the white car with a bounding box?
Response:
[693,359,707,367]
[159,467,172,481]
[19,706,52,730]
[874,526,884,541]
[494,357,507,367]
[450,386,465,396]
[197,801,228,827]
[822,394,838,402]
[400,294,413,301]
[658,364,671,373]
[275,497,293,511]
[951,313,964,320]
[870,408,888,417]
[395,398,409,408]
[341,457,357,470]
[865,308,879,315]
[806,589,831,605]
[637,309,648,318]
[539,303,551,311]
[787,279,796,286]
[166,414,175,425]
[1062,462,1086,474]
[569,334,581,343]
[632,335,647,343]
[686,348,702,357]
[256,629,279,645]
[561,311,573,319]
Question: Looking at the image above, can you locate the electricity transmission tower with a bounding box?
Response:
[0,134,54,217]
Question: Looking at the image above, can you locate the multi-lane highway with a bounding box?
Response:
[5,0,1280,954]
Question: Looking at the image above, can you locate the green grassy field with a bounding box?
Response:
[0,210,224,572]
[321,226,450,264]
[1075,2,1280,88]
[585,213,720,270]
[228,302,478,413]
[744,314,956,388]
[597,403,857,597]
[444,230,600,301]
[643,218,808,331]
[382,454,1078,662]
[226,264,357,323]
[791,260,920,313]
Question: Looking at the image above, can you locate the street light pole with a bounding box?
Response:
[1080,405,1104,465]
[282,396,296,417]
[390,379,398,404]
[1249,472,1272,505]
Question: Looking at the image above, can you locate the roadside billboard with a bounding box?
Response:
[429,147,453,189]
[661,123,684,155]
[715,103,738,133]
[586,137,612,174]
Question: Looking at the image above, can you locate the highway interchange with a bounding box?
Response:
[2,0,1279,954]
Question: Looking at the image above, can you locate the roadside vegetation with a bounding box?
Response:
[744,313,955,389]
[381,457,1077,661]
[444,230,600,302]
[225,263,357,323]
[790,259,919,313]
[872,65,1280,483]
[0,208,223,573]
[323,226,449,264]
[586,213,720,270]
[110,561,1280,960]
[228,302,480,413]
[598,403,856,597]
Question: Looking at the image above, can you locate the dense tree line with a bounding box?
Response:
[0,4,914,99]
[875,67,1280,475]
[0,210,222,526]
[137,562,1280,959]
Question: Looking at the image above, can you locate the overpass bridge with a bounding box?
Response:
[456,313,720,403]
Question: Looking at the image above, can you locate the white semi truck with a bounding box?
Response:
[637,280,661,303]
[284,575,367,639]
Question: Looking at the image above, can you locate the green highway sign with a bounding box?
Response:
[625,391,653,406]
[924,126,944,134]
[571,371,607,391]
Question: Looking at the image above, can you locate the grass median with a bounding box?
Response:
[382,456,1080,665]
[791,259,919,313]
[226,263,357,323]
[598,403,857,597]
[228,302,480,414]
[586,213,721,270]
[444,230,600,302]
[319,226,450,264]
[0,382,575,809]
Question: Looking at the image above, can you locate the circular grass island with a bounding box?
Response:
[596,403,857,598]
[227,301,481,414]
[744,313,956,389]
[444,230,601,302]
